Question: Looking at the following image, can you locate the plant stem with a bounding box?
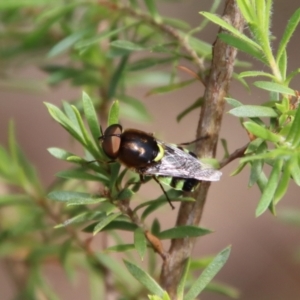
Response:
[160,1,245,297]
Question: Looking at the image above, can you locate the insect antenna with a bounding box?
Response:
[152,177,175,210]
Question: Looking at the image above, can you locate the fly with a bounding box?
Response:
[99,124,222,208]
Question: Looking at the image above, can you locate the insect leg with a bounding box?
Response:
[179,135,209,146]
[152,176,175,210]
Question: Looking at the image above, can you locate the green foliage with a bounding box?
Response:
[202,0,300,216]
[1,0,300,299]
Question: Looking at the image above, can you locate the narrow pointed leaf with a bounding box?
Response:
[106,244,135,253]
[243,121,284,143]
[274,161,291,204]
[108,100,119,126]
[123,260,164,296]
[239,71,275,79]
[256,159,283,217]
[47,147,74,160]
[82,92,101,143]
[47,191,104,204]
[229,105,277,118]
[184,246,231,300]
[110,40,147,52]
[93,212,122,235]
[177,97,204,122]
[177,258,190,300]
[286,106,300,146]
[288,156,300,186]
[253,81,295,96]
[277,8,300,63]
[218,33,266,63]
[45,102,84,144]
[56,170,108,183]
[134,228,147,260]
[200,12,261,51]
[157,226,212,240]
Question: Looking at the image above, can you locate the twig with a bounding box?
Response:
[116,200,168,260]
[219,143,249,169]
[160,1,245,297]
[98,1,206,84]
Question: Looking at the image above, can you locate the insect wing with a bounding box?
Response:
[142,142,222,181]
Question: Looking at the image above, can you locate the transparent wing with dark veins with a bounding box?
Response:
[140,141,222,181]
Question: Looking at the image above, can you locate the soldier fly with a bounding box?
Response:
[99,124,222,208]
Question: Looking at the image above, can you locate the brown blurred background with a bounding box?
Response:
[1,1,300,299]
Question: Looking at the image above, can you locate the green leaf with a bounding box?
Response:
[236,0,255,24]
[243,121,284,143]
[0,194,32,207]
[96,253,133,288]
[286,107,300,146]
[256,159,283,217]
[253,81,295,96]
[163,17,191,30]
[83,220,138,233]
[56,169,109,183]
[157,226,212,240]
[93,212,122,235]
[188,36,212,57]
[123,260,165,297]
[151,218,161,235]
[118,95,152,122]
[108,100,120,126]
[106,244,135,253]
[288,155,300,186]
[134,228,147,260]
[144,0,160,21]
[0,0,50,9]
[177,258,190,300]
[110,40,147,52]
[47,191,106,205]
[128,57,174,72]
[71,104,98,156]
[55,211,103,228]
[285,68,300,85]
[82,92,101,144]
[108,55,129,99]
[239,71,275,79]
[45,102,84,144]
[184,246,231,300]
[249,160,263,187]
[276,8,300,63]
[177,97,204,122]
[274,161,291,204]
[278,49,287,80]
[229,105,277,118]
[75,23,138,49]
[225,97,243,108]
[48,29,90,57]
[218,33,266,64]
[117,188,135,201]
[200,12,261,51]
[47,147,75,161]
[146,79,195,96]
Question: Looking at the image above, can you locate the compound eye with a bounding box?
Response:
[101,124,122,159]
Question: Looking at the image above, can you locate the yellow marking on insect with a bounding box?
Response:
[154,144,164,162]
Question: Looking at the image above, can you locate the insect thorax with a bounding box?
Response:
[118,129,160,168]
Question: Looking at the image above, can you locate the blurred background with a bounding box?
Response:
[1,1,300,299]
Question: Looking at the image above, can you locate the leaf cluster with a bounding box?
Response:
[202,0,300,216]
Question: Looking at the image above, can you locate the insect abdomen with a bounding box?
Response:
[157,176,199,192]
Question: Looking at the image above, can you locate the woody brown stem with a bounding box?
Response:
[160,1,244,297]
